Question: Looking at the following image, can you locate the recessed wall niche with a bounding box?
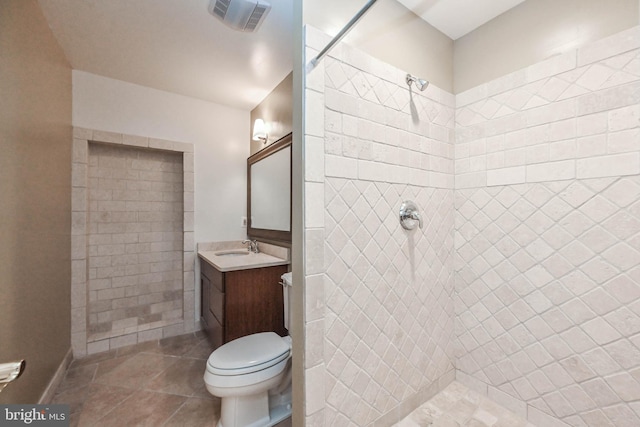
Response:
[71,128,195,357]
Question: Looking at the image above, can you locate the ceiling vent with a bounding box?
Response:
[208,0,272,32]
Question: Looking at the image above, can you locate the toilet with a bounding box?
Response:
[204,272,293,427]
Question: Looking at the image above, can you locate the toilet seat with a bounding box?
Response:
[207,332,290,376]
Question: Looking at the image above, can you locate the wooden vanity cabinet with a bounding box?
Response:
[200,259,288,348]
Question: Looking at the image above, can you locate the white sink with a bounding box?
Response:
[215,250,250,257]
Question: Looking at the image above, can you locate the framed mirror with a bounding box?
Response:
[247,133,292,243]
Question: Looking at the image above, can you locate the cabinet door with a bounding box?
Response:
[200,261,224,348]
[201,274,212,327]
[209,270,225,327]
[225,265,288,342]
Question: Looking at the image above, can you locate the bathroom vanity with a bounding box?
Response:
[199,245,289,348]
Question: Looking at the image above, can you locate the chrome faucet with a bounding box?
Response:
[241,239,260,253]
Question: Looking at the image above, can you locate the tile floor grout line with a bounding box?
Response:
[160,398,191,427]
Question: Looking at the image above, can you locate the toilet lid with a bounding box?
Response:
[207,332,290,376]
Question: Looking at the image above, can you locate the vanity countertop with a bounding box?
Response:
[198,250,289,272]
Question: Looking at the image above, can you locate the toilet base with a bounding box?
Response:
[266,401,292,426]
[216,393,292,427]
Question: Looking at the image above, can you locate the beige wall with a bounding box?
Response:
[303,0,638,94]
[454,0,640,93]
[304,0,454,92]
[0,0,72,403]
[250,73,293,155]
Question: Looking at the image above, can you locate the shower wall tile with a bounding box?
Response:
[71,129,195,356]
[455,27,639,189]
[454,26,640,427]
[304,24,457,427]
[577,26,640,67]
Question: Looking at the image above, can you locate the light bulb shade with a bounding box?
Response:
[252,119,268,141]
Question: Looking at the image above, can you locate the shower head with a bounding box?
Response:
[406,74,429,91]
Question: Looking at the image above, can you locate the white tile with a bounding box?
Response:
[305,89,325,138]
[86,339,109,355]
[305,183,325,228]
[577,81,640,116]
[456,171,487,189]
[487,386,527,418]
[608,104,640,132]
[305,135,325,182]
[526,160,575,182]
[94,130,123,144]
[527,99,576,127]
[325,155,357,179]
[576,63,616,91]
[182,153,194,173]
[148,137,174,151]
[605,372,640,401]
[358,159,388,182]
[307,57,325,93]
[73,138,89,163]
[305,229,324,275]
[608,128,640,154]
[578,26,640,66]
[549,139,577,161]
[122,134,149,148]
[527,51,576,83]
[73,127,93,140]
[581,318,622,345]
[527,406,571,427]
[487,166,525,186]
[577,112,608,137]
[549,119,576,141]
[576,153,640,178]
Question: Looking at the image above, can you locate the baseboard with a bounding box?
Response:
[38,348,73,404]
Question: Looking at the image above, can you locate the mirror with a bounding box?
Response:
[247,133,292,243]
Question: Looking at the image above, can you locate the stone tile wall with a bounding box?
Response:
[87,143,184,342]
[71,128,196,357]
[303,23,639,427]
[304,26,457,426]
[454,26,640,427]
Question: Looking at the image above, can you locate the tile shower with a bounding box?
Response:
[86,144,184,342]
[71,128,196,357]
[453,26,640,427]
[302,24,640,427]
[303,26,457,426]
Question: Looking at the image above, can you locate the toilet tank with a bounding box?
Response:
[281,272,292,331]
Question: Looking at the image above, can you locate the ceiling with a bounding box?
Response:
[38,0,294,110]
[397,0,526,40]
[38,0,523,111]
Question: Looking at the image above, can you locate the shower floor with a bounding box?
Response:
[393,382,536,427]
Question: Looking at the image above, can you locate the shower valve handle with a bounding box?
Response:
[399,201,423,230]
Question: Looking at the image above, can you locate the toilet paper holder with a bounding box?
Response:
[0,360,25,393]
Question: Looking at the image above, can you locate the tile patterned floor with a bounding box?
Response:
[54,334,527,427]
[394,382,536,427]
[52,332,292,427]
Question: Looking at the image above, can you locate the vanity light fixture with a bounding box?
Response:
[252,119,268,144]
